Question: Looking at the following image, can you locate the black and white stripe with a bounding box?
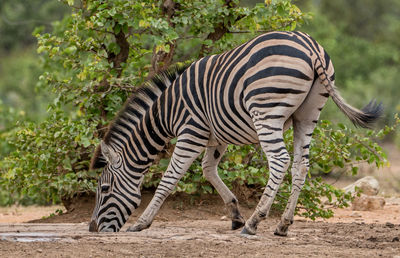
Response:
[89,31,382,234]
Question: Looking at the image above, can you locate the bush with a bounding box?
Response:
[0,111,99,205]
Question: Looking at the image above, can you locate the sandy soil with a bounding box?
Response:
[1,219,400,257]
[0,206,65,223]
[0,193,400,257]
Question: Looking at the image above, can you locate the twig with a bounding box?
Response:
[229,30,272,34]
[91,28,115,35]
[353,138,381,158]
[1,15,53,26]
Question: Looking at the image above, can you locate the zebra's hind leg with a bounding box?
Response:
[202,144,245,230]
[274,86,328,236]
[127,133,207,232]
[241,118,291,235]
[274,119,313,236]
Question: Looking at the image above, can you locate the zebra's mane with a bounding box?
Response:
[103,63,190,145]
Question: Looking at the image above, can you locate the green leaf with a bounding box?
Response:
[64,46,77,55]
[114,24,121,34]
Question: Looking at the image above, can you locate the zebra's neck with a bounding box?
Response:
[108,94,176,173]
[102,66,189,173]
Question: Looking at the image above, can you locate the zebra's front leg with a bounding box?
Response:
[127,136,206,232]
[241,121,291,235]
[202,145,245,230]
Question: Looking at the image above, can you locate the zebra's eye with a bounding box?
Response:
[101,184,111,193]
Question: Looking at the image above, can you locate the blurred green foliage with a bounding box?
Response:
[0,0,69,52]
[297,0,400,125]
[0,0,398,220]
[0,49,49,121]
[0,0,69,160]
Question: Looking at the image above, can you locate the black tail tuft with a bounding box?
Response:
[357,100,384,128]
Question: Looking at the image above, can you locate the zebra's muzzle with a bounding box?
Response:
[89,220,98,232]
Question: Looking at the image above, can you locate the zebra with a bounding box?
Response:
[88,31,382,235]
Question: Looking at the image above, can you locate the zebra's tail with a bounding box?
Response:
[315,59,383,128]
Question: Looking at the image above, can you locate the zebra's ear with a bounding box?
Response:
[100,140,118,164]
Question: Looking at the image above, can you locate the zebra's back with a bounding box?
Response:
[180,31,330,145]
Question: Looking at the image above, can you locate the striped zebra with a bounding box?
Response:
[88,31,382,235]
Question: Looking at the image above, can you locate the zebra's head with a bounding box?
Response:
[89,141,143,232]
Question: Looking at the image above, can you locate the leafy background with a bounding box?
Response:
[0,0,399,219]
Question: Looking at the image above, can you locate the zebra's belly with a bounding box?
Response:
[209,113,293,146]
[209,112,260,146]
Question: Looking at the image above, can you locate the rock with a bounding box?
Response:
[343,176,380,196]
[351,194,385,211]
[349,211,362,218]
[385,222,395,228]
[220,215,228,221]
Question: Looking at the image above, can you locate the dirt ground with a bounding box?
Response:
[1,219,400,258]
[1,192,400,257]
[0,144,399,257]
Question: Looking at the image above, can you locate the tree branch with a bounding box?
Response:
[198,0,245,57]
[92,25,130,124]
[148,0,179,77]
[229,30,272,34]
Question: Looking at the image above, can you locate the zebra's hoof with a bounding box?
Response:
[240,226,256,236]
[126,225,142,232]
[127,223,150,232]
[274,225,289,237]
[231,219,245,230]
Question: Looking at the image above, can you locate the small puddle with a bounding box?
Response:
[0,232,62,242]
